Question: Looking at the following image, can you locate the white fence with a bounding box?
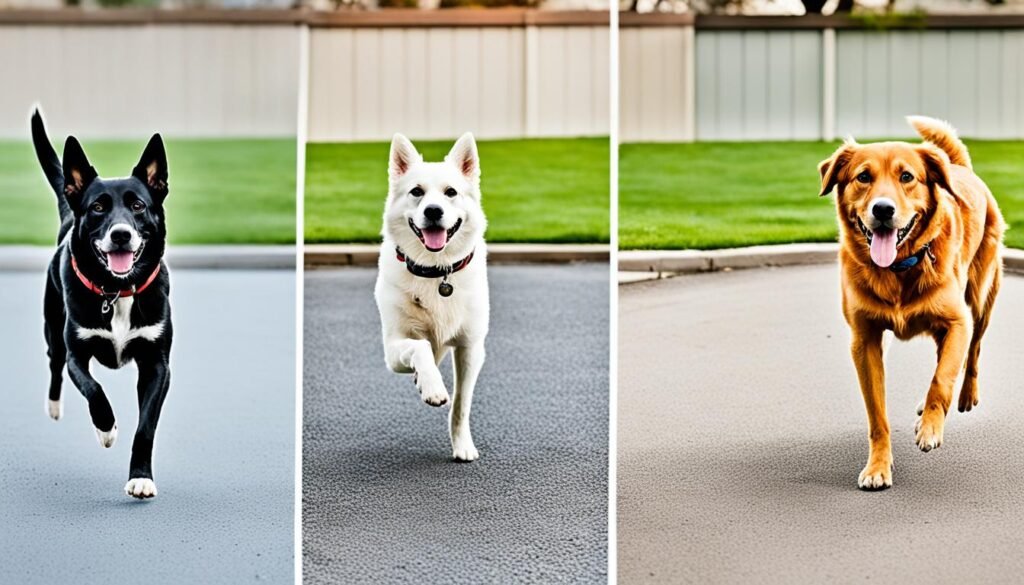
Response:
[306,11,610,142]
[0,12,303,139]
[621,14,1024,142]
[0,10,609,142]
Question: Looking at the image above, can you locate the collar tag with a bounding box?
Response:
[889,242,933,273]
[394,247,475,298]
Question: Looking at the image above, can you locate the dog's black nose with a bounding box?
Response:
[872,200,895,221]
[110,228,132,245]
[423,205,444,222]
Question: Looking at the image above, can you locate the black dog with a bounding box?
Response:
[32,109,173,499]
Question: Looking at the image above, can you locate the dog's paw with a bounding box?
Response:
[958,380,979,413]
[452,441,479,462]
[415,372,449,407]
[915,417,944,452]
[95,423,117,449]
[124,478,157,499]
[47,399,62,421]
[858,462,893,490]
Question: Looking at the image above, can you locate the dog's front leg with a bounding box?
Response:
[125,357,170,499]
[385,338,449,407]
[917,316,972,452]
[65,352,117,448]
[451,342,485,462]
[851,321,891,490]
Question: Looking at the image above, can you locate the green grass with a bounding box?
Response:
[304,138,610,244]
[620,140,1024,250]
[0,138,296,245]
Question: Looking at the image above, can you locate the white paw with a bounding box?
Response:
[451,431,479,462]
[124,478,157,499]
[95,424,117,448]
[416,371,449,407]
[47,399,62,421]
[452,442,479,462]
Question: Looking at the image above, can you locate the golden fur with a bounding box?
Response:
[818,116,1005,490]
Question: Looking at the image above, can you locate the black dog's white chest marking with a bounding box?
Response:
[76,297,164,365]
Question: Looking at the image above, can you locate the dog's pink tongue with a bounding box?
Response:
[870,229,897,268]
[107,251,135,274]
[421,228,447,251]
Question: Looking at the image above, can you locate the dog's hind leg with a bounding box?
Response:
[65,351,117,448]
[851,321,892,490]
[43,278,66,420]
[385,337,449,407]
[125,357,169,499]
[959,265,1000,413]
[450,342,484,462]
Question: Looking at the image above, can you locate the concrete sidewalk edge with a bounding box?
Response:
[305,243,610,267]
[0,245,297,271]
[619,244,1024,283]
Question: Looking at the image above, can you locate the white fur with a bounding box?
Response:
[375,133,489,462]
[95,223,143,254]
[47,398,62,421]
[124,477,157,499]
[77,297,164,367]
[95,423,117,448]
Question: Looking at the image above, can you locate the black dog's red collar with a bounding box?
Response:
[395,247,475,278]
[71,254,161,297]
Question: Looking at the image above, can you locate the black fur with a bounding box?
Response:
[33,109,173,497]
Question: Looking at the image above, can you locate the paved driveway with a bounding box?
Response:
[303,264,609,584]
[0,269,295,585]
[619,264,1024,584]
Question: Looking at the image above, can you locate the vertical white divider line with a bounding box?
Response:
[608,3,619,584]
[525,24,540,137]
[822,27,836,142]
[294,21,310,585]
[683,22,697,142]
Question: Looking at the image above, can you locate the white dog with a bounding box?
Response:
[374,132,489,461]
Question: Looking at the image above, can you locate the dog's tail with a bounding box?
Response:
[907,115,972,170]
[30,108,71,224]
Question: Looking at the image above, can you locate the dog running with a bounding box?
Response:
[374,133,488,461]
[819,116,1005,490]
[32,109,173,498]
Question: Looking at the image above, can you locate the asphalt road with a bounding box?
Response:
[303,264,609,584]
[619,264,1024,584]
[0,269,295,585]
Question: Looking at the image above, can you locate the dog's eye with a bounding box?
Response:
[410,187,424,197]
[445,187,457,198]
[91,202,105,213]
[856,171,872,184]
[900,171,914,184]
[131,200,147,212]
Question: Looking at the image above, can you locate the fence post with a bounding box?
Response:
[682,22,696,142]
[822,27,836,142]
[525,24,540,138]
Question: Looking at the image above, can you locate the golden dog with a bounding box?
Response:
[818,116,1004,490]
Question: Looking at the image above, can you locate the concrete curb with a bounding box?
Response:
[0,245,296,272]
[620,243,1024,283]
[304,243,610,267]
[619,243,839,276]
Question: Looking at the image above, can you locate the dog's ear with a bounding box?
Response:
[62,136,97,208]
[132,134,168,201]
[917,143,963,203]
[389,133,421,179]
[818,141,856,197]
[446,132,479,181]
